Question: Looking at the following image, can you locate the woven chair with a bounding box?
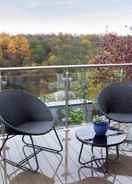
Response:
[0,90,63,172]
[97,82,132,124]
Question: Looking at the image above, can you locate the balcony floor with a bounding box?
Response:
[1,124,132,184]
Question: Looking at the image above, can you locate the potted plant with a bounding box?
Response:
[92,102,108,135]
[93,115,108,136]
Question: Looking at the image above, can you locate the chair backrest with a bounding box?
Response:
[0,90,53,126]
[97,82,132,114]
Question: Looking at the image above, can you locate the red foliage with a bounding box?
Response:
[93,34,132,82]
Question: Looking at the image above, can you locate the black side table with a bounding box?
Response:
[75,123,126,166]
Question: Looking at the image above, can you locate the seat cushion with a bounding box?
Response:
[107,113,132,123]
[12,120,54,135]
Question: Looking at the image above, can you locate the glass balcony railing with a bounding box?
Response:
[0,63,132,127]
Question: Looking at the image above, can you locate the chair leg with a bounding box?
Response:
[22,127,63,154]
[0,135,9,156]
[28,135,39,172]
[53,127,63,152]
[0,135,40,172]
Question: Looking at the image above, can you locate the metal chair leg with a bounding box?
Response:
[29,135,39,172]
[22,127,63,154]
[0,128,63,172]
[0,135,41,172]
[0,135,9,156]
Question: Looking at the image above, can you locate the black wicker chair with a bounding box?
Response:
[0,90,63,172]
[97,82,132,124]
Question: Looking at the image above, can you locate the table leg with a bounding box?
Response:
[78,143,97,165]
[116,145,119,159]
[106,147,109,162]
[78,143,105,166]
[78,143,84,165]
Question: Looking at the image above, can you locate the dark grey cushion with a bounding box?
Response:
[15,120,54,135]
[107,113,132,123]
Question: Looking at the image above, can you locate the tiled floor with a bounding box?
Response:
[1,124,132,184]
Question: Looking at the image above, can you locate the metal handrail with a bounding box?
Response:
[0,63,132,71]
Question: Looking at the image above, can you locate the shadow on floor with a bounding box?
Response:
[103,154,132,177]
[9,171,55,184]
[68,177,112,184]
[70,153,132,184]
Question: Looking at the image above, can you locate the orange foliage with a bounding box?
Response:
[0,34,31,66]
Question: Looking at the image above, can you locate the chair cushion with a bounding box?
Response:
[13,120,54,135]
[107,113,132,123]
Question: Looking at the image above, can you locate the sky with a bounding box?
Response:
[0,0,132,35]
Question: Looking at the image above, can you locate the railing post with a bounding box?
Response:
[62,70,72,182]
[62,70,72,128]
[82,79,89,123]
[0,71,2,92]
[81,68,89,123]
[0,72,8,184]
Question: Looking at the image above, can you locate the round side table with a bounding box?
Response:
[75,123,126,166]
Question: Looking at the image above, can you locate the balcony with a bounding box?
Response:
[0,63,132,184]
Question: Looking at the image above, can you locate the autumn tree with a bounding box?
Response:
[7,35,31,66]
[92,34,132,83]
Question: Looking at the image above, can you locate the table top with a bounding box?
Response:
[75,123,126,147]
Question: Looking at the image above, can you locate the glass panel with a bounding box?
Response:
[1,65,132,127]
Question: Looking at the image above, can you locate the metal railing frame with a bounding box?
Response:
[0,63,132,71]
